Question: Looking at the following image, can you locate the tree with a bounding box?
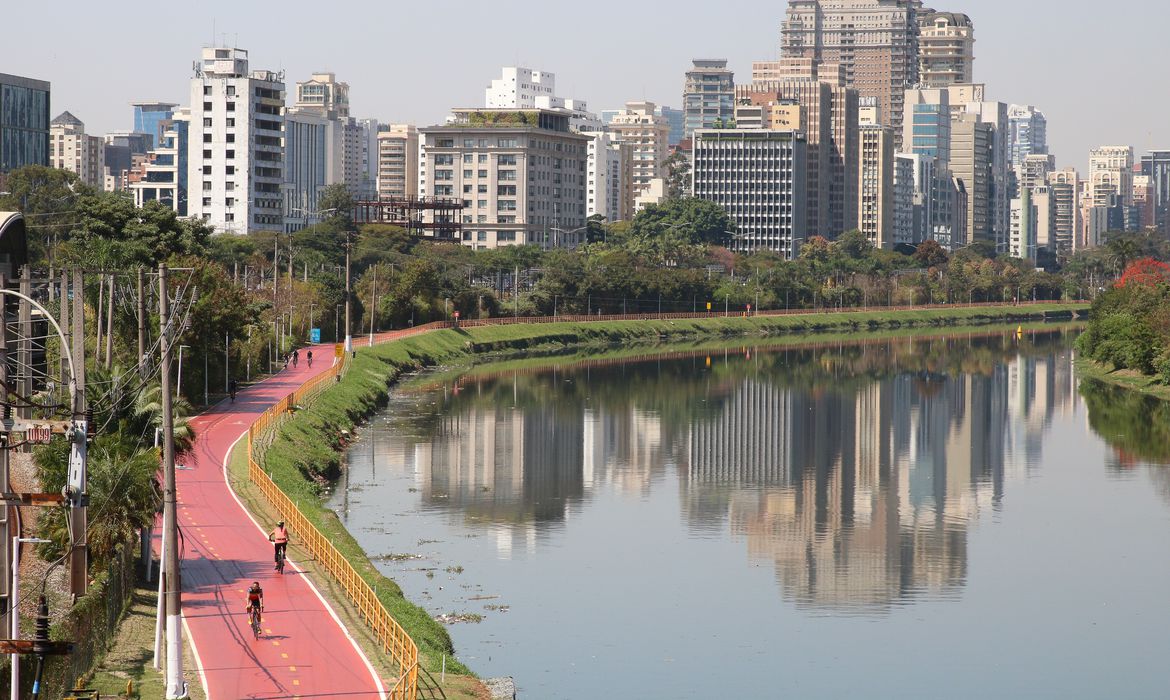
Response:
[913,240,950,267]
[629,198,734,248]
[0,164,91,264]
[318,183,355,225]
[664,150,692,199]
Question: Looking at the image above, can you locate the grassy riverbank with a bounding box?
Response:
[229,303,1083,686]
[1075,358,1170,402]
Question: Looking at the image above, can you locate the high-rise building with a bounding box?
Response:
[1019,154,1055,192]
[656,106,685,147]
[419,108,588,250]
[692,129,807,258]
[0,73,50,176]
[949,112,993,246]
[1007,105,1047,169]
[586,132,630,221]
[131,102,178,150]
[1046,168,1081,255]
[918,10,974,87]
[741,58,858,237]
[683,59,735,139]
[188,47,285,234]
[282,109,329,232]
[903,87,951,164]
[376,124,419,200]
[893,155,916,246]
[961,98,1010,251]
[1010,186,1037,261]
[354,118,380,200]
[858,122,896,248]
[1139,151,1170,234]
[781,0,922,149]
[49,112,104,188]
[102,131,152,191]
[129,108,189,215]
[608,102,671,203]
[1089,145,1134,208]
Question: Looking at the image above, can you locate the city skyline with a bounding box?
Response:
[6,0,1167,172]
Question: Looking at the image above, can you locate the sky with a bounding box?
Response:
[5,0,1165,172]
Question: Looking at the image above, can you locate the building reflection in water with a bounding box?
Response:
[383,331,1077,611]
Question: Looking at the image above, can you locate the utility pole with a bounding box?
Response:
[369,263,376,345]
[68,268,86,597]
[158,265,187,698]
[224,333,229,394]
[0,274,10,642]
[18,268,31,420]
[273,235,279,370]
[137,268,146,376]
[60,271,69,393]
[344,231,353,353]
[104,274,114,369]
[95,272,104,362]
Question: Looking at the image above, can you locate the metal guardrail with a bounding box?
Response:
[246,353,419,700]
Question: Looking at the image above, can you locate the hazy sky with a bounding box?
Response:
[5,0,1163,171]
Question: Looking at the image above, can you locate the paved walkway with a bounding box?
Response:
[175,350,385,699]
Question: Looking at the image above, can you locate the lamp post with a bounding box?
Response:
[10,536,51,700]
[176,345,190,399]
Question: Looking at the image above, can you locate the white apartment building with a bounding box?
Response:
[1089,145,1134,207]
[419,109,589,250]
[49,111,104,188]
[188,47,284,234]
[485,67,558,109]
[1009,187,1037,261]
[918,11,975,87]
[608,101,670,206]
[893,155,915,246]
[692,129,807,258]
[376,124,419,200]
[586,132,631,222]
[130,108,189,215]
[1046,168,1081,255]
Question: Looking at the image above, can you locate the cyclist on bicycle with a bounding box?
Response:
[268,520,289,570]
[292,349,299,368]
[246,581,264,625]
[229,378,238,403]
[306,350,313,368]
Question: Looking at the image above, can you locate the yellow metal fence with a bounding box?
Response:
[246,353,419,699]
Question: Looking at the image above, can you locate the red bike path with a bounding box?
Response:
[173,349,386,699]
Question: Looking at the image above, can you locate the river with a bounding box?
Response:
[328,328,1170,699]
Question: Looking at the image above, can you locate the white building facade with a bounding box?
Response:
[188,47,285,234]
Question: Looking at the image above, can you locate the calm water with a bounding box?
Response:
[329,329,1170,699]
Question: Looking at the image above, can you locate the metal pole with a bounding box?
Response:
[137,268,146,375]
[224,333,230,394]
[369,263,376,345]
[94,271,104,361]
[104,273,114,369]
[69,268,86,597]
[0,274,9,644]
[159,265,188,698]
[10,537,19,700]
[344,232,353,353]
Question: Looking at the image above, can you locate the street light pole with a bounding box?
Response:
[159,265,188,699]
[344,231,353,353]
[10,536,50,700]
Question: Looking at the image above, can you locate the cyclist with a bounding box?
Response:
[268,520,289,570]
[246,581,264,626]
[229,379,238,403]
[292,349,299,368]
[306,350,313,368]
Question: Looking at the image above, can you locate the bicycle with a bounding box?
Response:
[248,605,263,640]
[275,544,286,575]
[306,351,314,369]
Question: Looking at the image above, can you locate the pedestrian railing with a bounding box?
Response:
[246,351,419,700]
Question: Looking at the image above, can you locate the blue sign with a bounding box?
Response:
[310,328,321,344]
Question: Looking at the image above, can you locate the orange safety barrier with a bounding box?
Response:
[246,352,419,699]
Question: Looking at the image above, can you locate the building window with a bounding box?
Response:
[226,118,235,127]
[478,169,488,178]
[436,155,454,165]
[497,185,516,196]
[462,154,474,164]
[478,154,488,163]
[463,184,472,194]
[226,166,235,175]
[203,102,213,111]
[203,86,212,96]
[202,181,212,191]
[203,134,212,143]
[203,165,212,175]
[226,102,235,112]
[225,213,234,222]
[203,118,213,127]
[463,139,475,148]
[478,184,488,194]
[203,150,212,159]
[477,199,487,208]
[477,231,487,241]
[226,150,235,159]
[225,182,235,191]
[498,230,516,241]
[225,197,234,207]
[437,138,454,148]
[226,86,236,96]
[498,139,518,148]
[463,169,473,178]
[202,197,212,206]
[498,154,517,166]
[226,133,235,143]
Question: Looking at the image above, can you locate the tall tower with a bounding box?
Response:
[188,47,285,235]
[918,10,974,87]
[682,59,735,139]
[781,0,922,149]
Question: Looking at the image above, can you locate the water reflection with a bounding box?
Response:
[381,330,1079,612]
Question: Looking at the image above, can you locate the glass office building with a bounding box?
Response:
[132,102,177,150]
[0,73,50,173]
